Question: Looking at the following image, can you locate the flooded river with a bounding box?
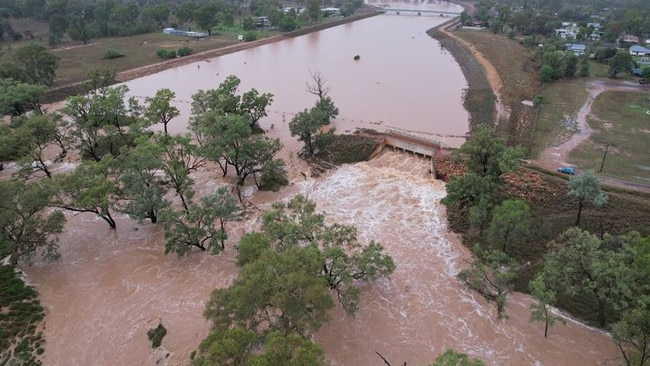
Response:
[23,3,620,366]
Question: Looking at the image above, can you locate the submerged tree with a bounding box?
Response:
[529,273,565,337]
[144,88,179,135]
[198,195,394,362]
[0,180,66,265]
[458,246,517,319]
[190,75,273,129]
[159,187,240,256]
[48,157,120,229]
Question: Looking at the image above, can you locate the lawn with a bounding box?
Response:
[531,78,589,158]
[570,90,650,184]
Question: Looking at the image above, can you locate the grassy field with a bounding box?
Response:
[0,28,269,86]
[531,77,589,158]
[570,90,650,184]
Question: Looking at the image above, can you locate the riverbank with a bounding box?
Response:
[43,9,382,103]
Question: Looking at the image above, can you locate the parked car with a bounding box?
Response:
[558,166,575,175]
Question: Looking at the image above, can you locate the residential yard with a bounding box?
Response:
[570,90,650,184]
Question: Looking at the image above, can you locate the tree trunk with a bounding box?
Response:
[575,201,584,227]
[597,298,606,327]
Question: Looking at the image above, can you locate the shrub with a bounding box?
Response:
[156,49,177,59]
[243,31,257,42]
[177,46,192,57]
[147,323,167,348]
[103,49,124,59]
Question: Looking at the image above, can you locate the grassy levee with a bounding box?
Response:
[571,90,650,185]
[449,29,540,148]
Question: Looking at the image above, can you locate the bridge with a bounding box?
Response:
[379,8,461,15]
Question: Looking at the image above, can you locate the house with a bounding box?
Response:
[587,22,601,30]
[163,28,207,38]
[556,22,578,39]
[321,7,341,17]
[622,35,640,44]
[630,45,650,56]
[566,43,587,56]
[589,32,601,41]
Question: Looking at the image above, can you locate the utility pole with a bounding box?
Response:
[599,142,609,172]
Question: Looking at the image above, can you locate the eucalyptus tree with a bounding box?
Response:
[159,187,241,256]
[199,195,394,362]
[115,135,168,224]
[158,134,205,212]
[487,199,531,255]
[0,78,46,116]
[256,194,395,315]
[192,327,326,366]
[192,113,284,186]
[0,179,66,265]
[442,125,523,232]
[457,246,517,319]
[144,88,179,135]
[63,84,142,161]
[529,273,565,337]
[289,98,339,157]
[542,228,641,327]
[48,157,120,229]
[12,113,69,179]
[567,171,608,227]
[191,75,273,129]
[12,43,59,86]
[0,124,18,171]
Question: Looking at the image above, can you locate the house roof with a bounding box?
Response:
[630,45,649,53]
[565,43,586,51]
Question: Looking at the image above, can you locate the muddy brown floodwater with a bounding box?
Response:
[22,3,620,365]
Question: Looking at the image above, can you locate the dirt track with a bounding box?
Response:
[535,79,650,193]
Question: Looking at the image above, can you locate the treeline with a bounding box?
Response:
[462,0,650,40]
[0,0,364,47]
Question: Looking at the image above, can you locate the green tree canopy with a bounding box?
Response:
[144,88,179,135]
[458,246,517,319]
[0,78,46,116]
[487,199,531,255]
[429,349,485,366]
[542,228,643,327]
[0,180,65,265]
[13,43,59,86]
[191,75,273,129]
[567,171,607,227]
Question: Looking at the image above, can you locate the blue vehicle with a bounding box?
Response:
[557,166,575,175]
